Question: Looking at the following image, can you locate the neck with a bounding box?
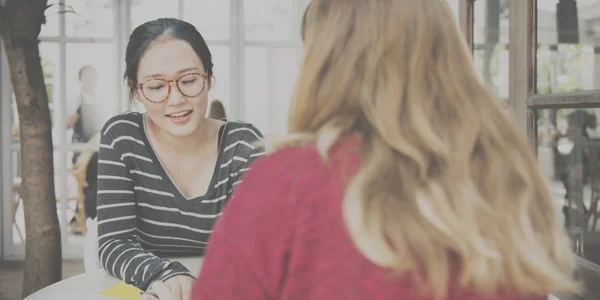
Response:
[147,115,214,155]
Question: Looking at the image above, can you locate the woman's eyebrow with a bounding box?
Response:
[141,67,201,81]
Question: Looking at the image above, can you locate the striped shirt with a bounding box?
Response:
[96,112,264,290]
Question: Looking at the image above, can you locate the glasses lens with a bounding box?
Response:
[142,79,169,102]
[177,74,204,97]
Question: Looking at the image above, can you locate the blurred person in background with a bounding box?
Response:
[67,65,101,232]
[207,99,226,120]
[68,65,98,144]
[183,0,578,299]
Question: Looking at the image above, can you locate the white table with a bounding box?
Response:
[24,257,203,300]
[22,257,560,300]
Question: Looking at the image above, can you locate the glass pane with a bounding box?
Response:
[244,47,303,135]
[473,0,509,99]
[41,0,60,37]
[208,45,231,117]
[65,43,118,144]
[244,0,294,41]
[41,43,61,133]
[11,93,18,142]
[536,0,600,94]
[65,149,99,244]
[11,43,61,141]
[65,0,115,38]
[11,150,77,245]
[183,0,230,40]
[131,0,179,31]
[536,107,600,264]
[11,150,23,245]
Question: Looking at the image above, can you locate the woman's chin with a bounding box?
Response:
[162,119,200,138]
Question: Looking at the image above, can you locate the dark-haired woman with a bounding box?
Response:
[96,18,264,295]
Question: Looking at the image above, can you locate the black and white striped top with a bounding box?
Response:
[96,112,264,290]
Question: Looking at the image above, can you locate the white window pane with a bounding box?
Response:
[131,0,179,30]
[183,0,230,41]
[473,0,509,99]
[12,44,61,140]
[244,47,303,135]
[65,43,118,144]
[39,43,61,135]
[11,149,24,245]
[41,0,60,37]
[244,0,294,41]
[207,45,231,118]
[474,46,509,98]
[473,0,509,45]
[65,0,115,38]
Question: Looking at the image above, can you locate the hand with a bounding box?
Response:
[140,276,194,300]
[67,113,80,129]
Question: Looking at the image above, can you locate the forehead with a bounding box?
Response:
[137,39,204,79]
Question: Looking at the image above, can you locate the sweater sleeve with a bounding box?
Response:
[191,151,296,299]
[96,130,191,290]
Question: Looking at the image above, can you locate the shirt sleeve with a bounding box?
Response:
[67,93,81,117]
[191,153,296,300]
[96,130,192,290]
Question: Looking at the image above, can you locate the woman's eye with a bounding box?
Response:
[147,84,165,90]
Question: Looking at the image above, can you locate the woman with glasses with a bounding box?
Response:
[96,18,264,298]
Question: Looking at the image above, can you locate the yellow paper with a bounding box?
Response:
[99,281,144,300]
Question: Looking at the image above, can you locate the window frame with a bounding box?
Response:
[495,0,600,298]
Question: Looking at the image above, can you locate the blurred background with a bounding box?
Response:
[4,0,600,299]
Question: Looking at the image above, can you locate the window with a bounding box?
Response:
[131,0,178,29]
[183,0,231,41]
[473,0,509,100]
[244,47,303,134]
[509,0,600,298]
[3,0,119,258]
[65,0,114,38]
[240,0,309,136]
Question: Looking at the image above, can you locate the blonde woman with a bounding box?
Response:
[183,0,577,299]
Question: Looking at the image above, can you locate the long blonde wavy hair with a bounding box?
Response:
[271,0,577,298]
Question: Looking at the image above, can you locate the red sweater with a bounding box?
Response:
[191,137,545,300]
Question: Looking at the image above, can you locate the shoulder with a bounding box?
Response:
[247,139,361,188]
[100,112,143,139]
[257,135,361,173]
[224,139,361,227]
[247,146,319,181]
[224,121,263,142]
[220,137,362,238]
[221,121,264,161]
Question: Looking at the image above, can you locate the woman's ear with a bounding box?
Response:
[208,76,215,91]
[127,80,140,102]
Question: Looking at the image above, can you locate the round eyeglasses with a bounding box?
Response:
[138,73,207,103]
